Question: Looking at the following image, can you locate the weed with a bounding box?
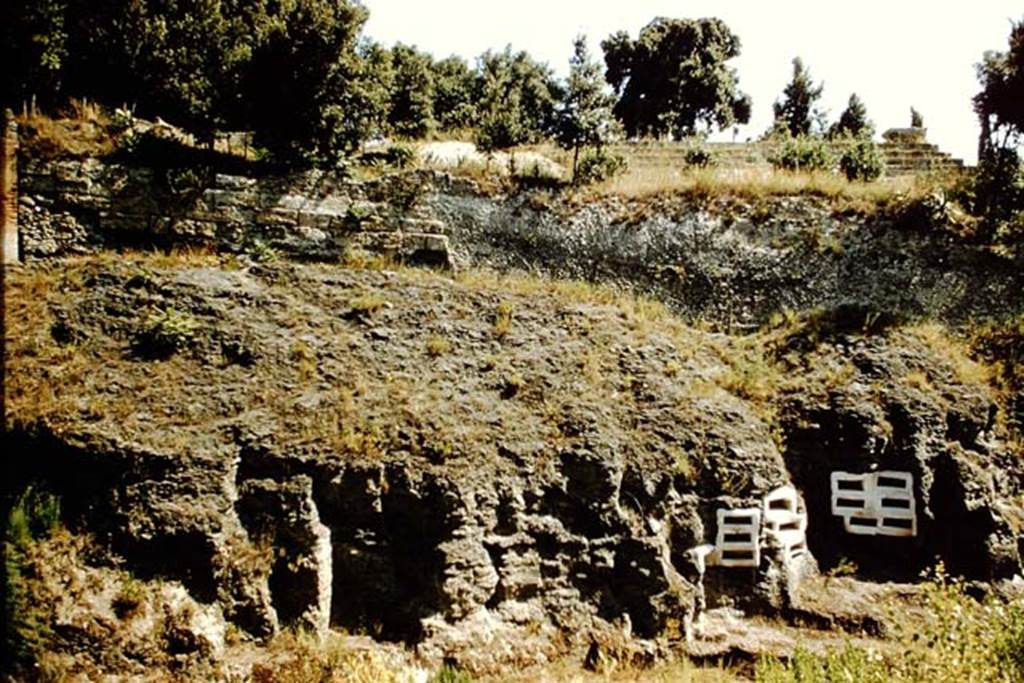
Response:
[426,336,452,357]
[112,576,146,620]
[345,293,388,320]
[493,301,515,340]
[431,665,475,683]
[248,239,279,263]
[290,340,318,381]
[133,308,199,358]
[756,562,1024,682]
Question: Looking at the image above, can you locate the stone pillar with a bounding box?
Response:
[0,109,18,265]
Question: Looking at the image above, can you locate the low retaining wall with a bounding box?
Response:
[18,158,456,265]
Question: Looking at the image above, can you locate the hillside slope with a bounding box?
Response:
[4,253,1022,677]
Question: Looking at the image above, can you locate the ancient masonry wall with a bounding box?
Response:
[16,156,455,264]
[1,111,18,264]
[612,136,966,177]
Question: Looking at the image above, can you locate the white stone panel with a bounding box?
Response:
[714,508,761,568]
[830,471,916,537]
[763,485,809,562]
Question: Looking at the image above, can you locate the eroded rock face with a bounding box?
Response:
[17,160,1024,326]
[776,326,1023,580]
[5,259,1022,672]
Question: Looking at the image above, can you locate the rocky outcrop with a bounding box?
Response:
[5,258,1022,673]
[17,159,455,266]
[17,160,1022,327]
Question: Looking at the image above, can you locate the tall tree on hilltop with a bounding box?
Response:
[773,57,824,137]
[474,47,560,151]
[600,17,752,139]
[431,56,477,132]
[243,0,372,164]
[831,93,873,139]
[974,17,1024,155]
[387,43,435,138]
[971,17,1024,228]
[554,35,617,182]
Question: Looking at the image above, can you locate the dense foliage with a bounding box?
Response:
[772,57,825,137]
[601,17,752,139]
[473,47,560,151]
[831,93,873,139]
[971,17,1024,240]
[554,36,618,182]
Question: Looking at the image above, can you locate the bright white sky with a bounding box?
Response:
[363,0,1021,163]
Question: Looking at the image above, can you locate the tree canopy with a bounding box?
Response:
[554,36,617,180]
[831,93,873,139]
[974,18,1024,152]
[600,17,751,139]
[474,47,560,151]
[772,57,824,137]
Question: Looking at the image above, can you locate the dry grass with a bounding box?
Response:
[587,166,922,207]
[482,657,736,682]
[17,99,119,159]
[906,323,994,387]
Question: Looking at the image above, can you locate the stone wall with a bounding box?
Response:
[18,158,455,265]
[17,155,1022,327]
[611,138,965,177]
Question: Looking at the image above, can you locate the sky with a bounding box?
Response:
[363,0,1022,163]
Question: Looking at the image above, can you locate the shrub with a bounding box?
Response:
[954,146,1024,240]
[838,138,883,182]
[770,135,835,172]
[576,148,627,184]
[134,308,199,358]
[755,563,1024,682]
[2,488,61,675]
[681,141,716,169]
[430,666,475,683]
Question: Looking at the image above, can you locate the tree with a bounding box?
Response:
[971,18,1024,231]
[600,17,751,139]
[474,47,560,151]
[773,57,824,137]
[356,39,397,138]
[243,0,372,164]
[386,43,435,138]
[431,56,477,132]
[974,18,1024,155]
[831,93,873,139]
[0,0,68,109]
[554,36,617,182]
[59,0,269,143]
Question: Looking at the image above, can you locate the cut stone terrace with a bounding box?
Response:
[611,129,965,177]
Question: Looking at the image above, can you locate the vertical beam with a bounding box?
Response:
[1,109,18,265]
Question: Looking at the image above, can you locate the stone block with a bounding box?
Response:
[830,471,916,537]
[714,508,761,568]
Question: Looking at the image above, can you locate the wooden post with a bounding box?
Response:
[1,109,19,265]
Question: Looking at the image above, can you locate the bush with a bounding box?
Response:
[838,138,883,182]
[770,135,834,172]
[575,148,627,184]
[755,563,1024,682]
[681,141,716,169]
[133,308,199,358]
[2,488,61,675]
[957,147,1024,230]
